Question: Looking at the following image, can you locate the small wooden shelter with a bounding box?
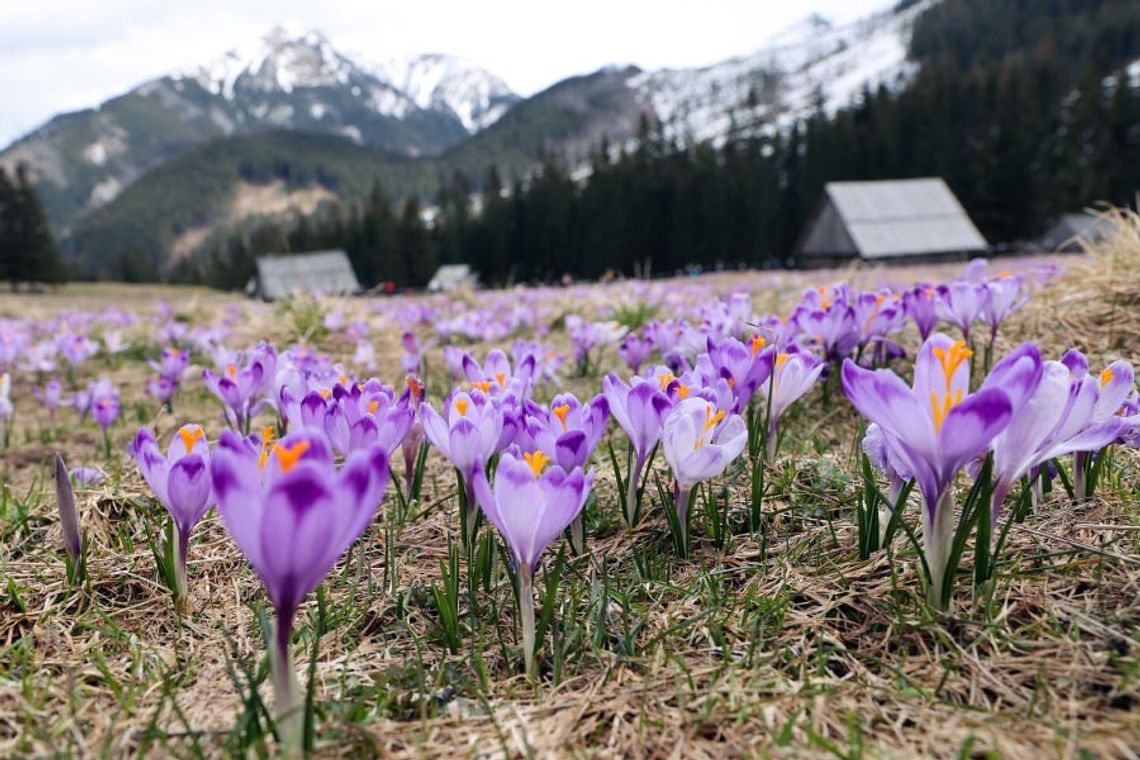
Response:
[248,250,361,301]
[797,178,988,267]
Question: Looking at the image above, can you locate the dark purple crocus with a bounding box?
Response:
[210,429,389,754]
[842,333,1020,607]
[132,424,214,612]
[602,373,672,527]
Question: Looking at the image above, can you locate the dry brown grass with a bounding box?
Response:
[1,248,1138,759]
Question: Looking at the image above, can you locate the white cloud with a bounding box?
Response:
[0,0,891,145]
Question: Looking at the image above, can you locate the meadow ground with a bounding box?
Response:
[0,240,1138,758]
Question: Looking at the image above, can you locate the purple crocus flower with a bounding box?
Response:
[904,284,940,341]
[202,346,275,432]
[980,273,1028,343]
[520,392,610,550]
[132,424,214,612]
[842,333,1019,607]
[862,423,912,507]
[462,348,536,398]
[70,466,107,486]
[760,348,826,456]
[91,381,121,434]
[210,429,388,752]
[472,448,592,677]
[33,378,64,419]
[706,335,775,414]
[935,281,985,343]
[989,356,1126,518]
[618,333,653,374]
[149,347,190,383]
[400,375,427,497]
[422,389,509,545]
[602,373,673,527]
[662,398,747,556]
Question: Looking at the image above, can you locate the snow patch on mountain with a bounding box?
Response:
[376,53,520,132]
[632,0,932,144]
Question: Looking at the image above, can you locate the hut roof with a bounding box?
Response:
[801,178,988,260]
[253,251,360,301]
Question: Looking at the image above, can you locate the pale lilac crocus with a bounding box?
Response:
[132,424,214,612]
[400,375,427,498]
[842,334,1019,607]
[472,449,592,677]
[661,398,747,556]
[706,335,775,414]
[980,273,1028,345]
[210,429,389,753]
[935,281,985,344]
[760,348,825,456]
[202,347,275,433]
[422,389,508,545]
[602,373,673,527]
[70,466,107,486]
[989,356,1126,519]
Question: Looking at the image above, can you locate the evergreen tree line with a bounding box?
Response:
[0,165,65,289]
[199,0,1140,289]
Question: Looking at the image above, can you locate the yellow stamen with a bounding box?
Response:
[931,341,973,392]
[929,389,964,432]
[1100,367,1115,388]
[455,399,469,417]
[495,372,507,388]
[368,400,380,414]
[406,376,423,399]
[658,372,675,391]
[318,389,332,399]
[523,450,550,477]
[338,374,348,386]
[177,426,204,452]
[552,404,570,430]
[471,380,492,394]
[272,441,311,473]
[226,364,238,379]
[694,405,726,449]
[750,335,767,356]
[776,353,790,369]
[676,384,691,400]
[261,425,275,446]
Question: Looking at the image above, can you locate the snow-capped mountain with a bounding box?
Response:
[631,0,931,144]
[377,54,520,132]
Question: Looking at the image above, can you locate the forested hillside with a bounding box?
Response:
[197,0,1140,289]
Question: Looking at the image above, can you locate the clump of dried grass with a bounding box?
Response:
[1048,205,1140,361]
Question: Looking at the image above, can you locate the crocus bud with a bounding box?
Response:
[55,453,82,579]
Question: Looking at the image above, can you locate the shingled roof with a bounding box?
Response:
[251,251,361,301]
[798,178,988,262]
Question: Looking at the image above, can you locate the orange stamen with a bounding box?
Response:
[1100,367,1115,388]
[177,426,204,452]
[676,384,692,400]
[455,399,469,417]
[929,389,964,432]
[471,380,492,394]
[658,372,675,391]
[406,376,423,399]
[776,353,790,369]
[931,341,973,392]
[750,335,767,356]
[523,450,550,476]
[368,400,380,414]
[226,364,238,379]
[495,372,507,388]
[272,441,311,473]
[552,404,570,430]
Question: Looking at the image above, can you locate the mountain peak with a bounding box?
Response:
[376,53,520,132]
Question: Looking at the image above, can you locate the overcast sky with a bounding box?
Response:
[0,0,890,146]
